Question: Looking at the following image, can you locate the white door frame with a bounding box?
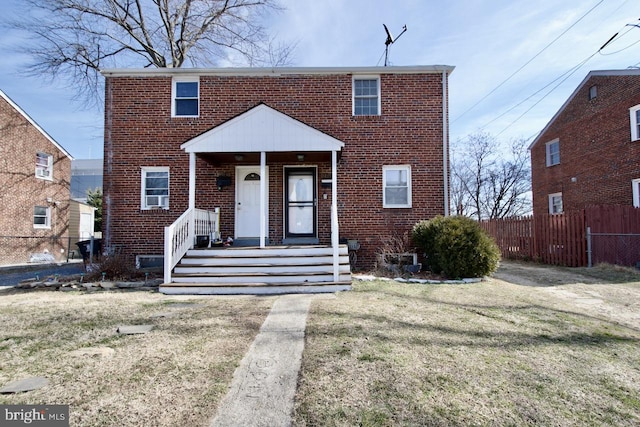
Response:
[235,165,269,240]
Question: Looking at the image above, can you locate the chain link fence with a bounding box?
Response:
[586,228,640,268]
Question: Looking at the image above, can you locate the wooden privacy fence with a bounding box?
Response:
[480,206,640,267]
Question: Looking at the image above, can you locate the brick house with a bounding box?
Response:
[101,66,454,293]
[0,89,73,265]
[530,69,640,217]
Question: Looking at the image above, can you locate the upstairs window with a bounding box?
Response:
[630,104,640,142]
[383,165,411,208]
[548,192,563,214]
[172,78,199,117]
[588,85,597,100]
[545,139,560,167]
[633,178,640,208]
[33,206,51,228]
[353,77,380,116]
[141,167,169,210]
[35,152,53,180]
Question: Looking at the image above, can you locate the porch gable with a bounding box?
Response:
[180,103,344,153]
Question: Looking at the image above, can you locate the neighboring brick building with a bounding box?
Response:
[0,89,73,265]
[530,70,640,217]
[101,66,453,276]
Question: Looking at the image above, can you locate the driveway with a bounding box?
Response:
[0,263,84,287]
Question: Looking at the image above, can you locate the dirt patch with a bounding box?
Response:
[493,261,640,330]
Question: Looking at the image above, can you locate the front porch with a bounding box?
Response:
[160,104,350,294]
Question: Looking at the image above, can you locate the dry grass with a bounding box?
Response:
[294,275,640,426]
[0,290,274,426]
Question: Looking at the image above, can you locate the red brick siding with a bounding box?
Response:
[104,72,447,269]
[531,75,640,217]
[0,97,71,265]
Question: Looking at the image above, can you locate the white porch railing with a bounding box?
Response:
[164,207,220,283]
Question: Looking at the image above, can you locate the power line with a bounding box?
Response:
[495,55,594,137]
[490,23,640,137]
[453,0,605,123]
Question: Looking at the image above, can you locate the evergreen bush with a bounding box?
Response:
[412,215,500,278]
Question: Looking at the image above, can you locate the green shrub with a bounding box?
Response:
[412,215,501,278]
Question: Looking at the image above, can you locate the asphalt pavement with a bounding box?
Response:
[0,262,84,287]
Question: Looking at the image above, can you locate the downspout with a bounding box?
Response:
[104,77,113,249]
[442,70,450,216]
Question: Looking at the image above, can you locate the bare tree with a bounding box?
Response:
[451,132,531,220]
[8,0,293,105]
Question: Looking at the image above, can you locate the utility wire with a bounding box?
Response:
[453,0,605,123]
[492,23,640,137]
[495,55,594,137]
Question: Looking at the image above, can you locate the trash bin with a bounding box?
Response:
[76,239,102,263]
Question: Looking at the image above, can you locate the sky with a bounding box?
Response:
[1,0,639,159]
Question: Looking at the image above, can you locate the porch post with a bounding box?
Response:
[188,152,196,245]
[260,151,266,248]
[189,152,196,209]
[331,150,340,281]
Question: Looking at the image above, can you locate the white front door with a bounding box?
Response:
[235,166,268,239]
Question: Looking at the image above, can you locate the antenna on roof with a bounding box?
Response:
[383,24,407,66]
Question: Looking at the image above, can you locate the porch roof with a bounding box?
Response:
[181,104,344,153]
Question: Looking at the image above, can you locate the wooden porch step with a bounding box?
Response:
[161,281,352,288]
[178,255,350,266]
[159,281,352,295]
[186,245,348,258]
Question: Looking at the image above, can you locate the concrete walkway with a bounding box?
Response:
[210,294,314,427]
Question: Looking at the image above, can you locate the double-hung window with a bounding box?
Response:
[383,165,411,208]
[33,206,51,228]
[35,152,53,180]
[172,77,199,117]
[630,104,640,141]
[633,178,640,208]
[545,139,560,167]
[548,192,563,214]
[141,167,169,210]
[353,77,380,116]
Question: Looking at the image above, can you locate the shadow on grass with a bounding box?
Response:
[312,285,640,350]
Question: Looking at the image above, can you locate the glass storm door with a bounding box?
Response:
[285,168,316,238]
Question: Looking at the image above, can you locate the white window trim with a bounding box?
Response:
[141,166,170,210]
[545,139,560,167]
[171,77,200,118]
[33,206,51,229]
[630,104,640,142]
[352,75,381,116]
[633,178,640,208]
[35,152,53,181]
[383,165,412,208]
[548,192,563,215]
